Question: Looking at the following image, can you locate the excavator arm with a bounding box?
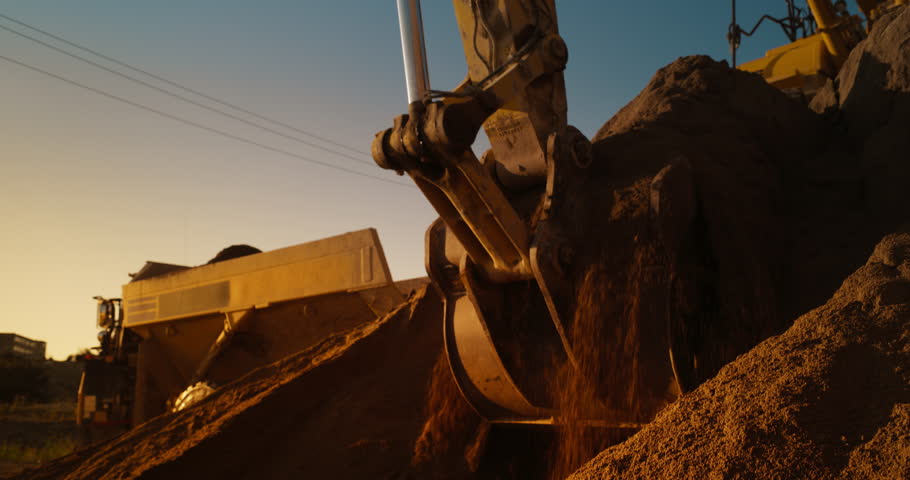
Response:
[373,0,573,281]
[372,1,632,424]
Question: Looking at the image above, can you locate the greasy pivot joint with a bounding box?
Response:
[372,108,425,173]
[372,96,494,173]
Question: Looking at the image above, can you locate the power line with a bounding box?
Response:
[0,21,376,167]
[0,53,414,188]
[0,13,371,158]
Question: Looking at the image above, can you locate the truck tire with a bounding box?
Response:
[173,381,216,412]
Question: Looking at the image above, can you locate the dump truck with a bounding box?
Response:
[77,228,423,435]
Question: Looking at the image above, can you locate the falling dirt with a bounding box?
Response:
[546,264,644,480]
[410,352,483,479]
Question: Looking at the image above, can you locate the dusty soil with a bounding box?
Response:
[569,8,910,479]
[570,231,910,480]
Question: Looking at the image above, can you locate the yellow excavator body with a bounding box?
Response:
[738,33,835,94]
[736,0,905,96]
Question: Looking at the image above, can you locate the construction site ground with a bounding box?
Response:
[10,7,910,480]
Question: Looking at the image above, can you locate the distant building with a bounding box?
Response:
[0,333,47,360]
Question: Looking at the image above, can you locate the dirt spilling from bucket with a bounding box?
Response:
[546,263,647,480]
[410,351,483,479]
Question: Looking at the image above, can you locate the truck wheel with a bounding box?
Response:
[173,381,216,411]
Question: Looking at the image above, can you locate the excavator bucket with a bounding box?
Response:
[109,228,419,425]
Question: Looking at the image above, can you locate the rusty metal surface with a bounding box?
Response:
[451,0,566,190]
[122,228,400,327]
[121,229,407,424]
[446,293,542,418]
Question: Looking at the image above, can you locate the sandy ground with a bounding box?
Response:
[570,9,910,478]
[570,231,910,479]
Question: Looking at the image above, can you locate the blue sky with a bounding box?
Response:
[0,1,851,358]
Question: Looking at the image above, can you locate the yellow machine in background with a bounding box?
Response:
[730,0,907,96]
[77,229,421,433]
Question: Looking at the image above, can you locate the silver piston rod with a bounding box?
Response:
[396,0,430,104]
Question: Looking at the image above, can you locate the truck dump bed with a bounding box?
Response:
[119,228,409,424]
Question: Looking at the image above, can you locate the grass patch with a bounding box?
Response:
[0,401,79,465]
[0,401,75,423]
[0,435,76,463]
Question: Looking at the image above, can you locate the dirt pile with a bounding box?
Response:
[541,53,830,479]
[798,5,910,311]
[566,10,910,479]
[569,230,910,480]
[13,287,442,480]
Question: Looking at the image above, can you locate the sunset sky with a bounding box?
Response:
[1,1,830,358]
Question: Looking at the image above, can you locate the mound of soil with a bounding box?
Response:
[569,230,910,480]
[568,10,910,478]
[206,244,262,264]
[14,286,442,480]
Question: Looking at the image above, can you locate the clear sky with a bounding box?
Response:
[0,1,854,359]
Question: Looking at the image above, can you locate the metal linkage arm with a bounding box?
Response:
[373,0,569,281]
